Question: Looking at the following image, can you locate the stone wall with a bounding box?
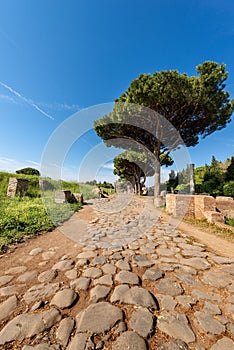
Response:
[166,194,234,224]
[55,190,72,203]
[7,177,29,197]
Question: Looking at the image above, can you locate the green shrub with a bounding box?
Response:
[223,181,234,198]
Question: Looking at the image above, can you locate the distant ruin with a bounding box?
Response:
[7,177,29,197]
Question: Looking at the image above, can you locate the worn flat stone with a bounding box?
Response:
[52,260,74,271]
[23,283,60,304]
[102,263,117,275]
[130,307,154,338]
[38,269,58,283]
[115,271,140,285]
[42,251,56,260]
[116,259,131,270]
[157,278,184,296]
[83,267,102,278]
[175,273,201,287]
[0,295,17,322]
[76,301,123,334]
[22,345,54,350]
[211,336,234,350]
[92,256,107,265]
[0,308,61,344]
[203,301,221,315]
[157,248,174,256]
[158,339,189,350]
[0,285,19,296]
[132,255,154,268]
[65,269,79,279]
[77,251,97,259]
[17,271,37,283]
[201,270,232,289]
[0,275,14,286]
[176,295,197,309]
[70,277,91,291]
[111,285,158,309]
[90,285,111,303]
[195,311,225,335]
[112,331,147,350]
[142,268,163,281]
[56,317,74,347]
[29,248,43,256]
[93,274,113,286]
[157,311,195,343]
[67,333,95,350]
[50,288,78,309]
[179,258,210,270]
[5,266,27,274]
[157,295,177,311]
[210,255,234,264]
[192,289,222,302]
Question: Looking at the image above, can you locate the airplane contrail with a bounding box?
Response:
[0,81,55,120]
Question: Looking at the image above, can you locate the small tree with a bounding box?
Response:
[16,167,40,176]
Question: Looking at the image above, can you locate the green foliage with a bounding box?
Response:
[78,183,99,199]
[175,183,190,193]
[0,195,82,252]
[226,156,234,181]
[16,167,40,176]
[223,181,234,197]
[225,217,234,227]
[94,61,233,197]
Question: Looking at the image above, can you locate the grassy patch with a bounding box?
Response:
[184,217,234,241]
[225,217,234,227]
[0,195,82,253]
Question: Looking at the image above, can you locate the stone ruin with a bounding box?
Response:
[7,177,29,197]
[55,190,83,204]
[166,194,234,224]
[39,179,54,191]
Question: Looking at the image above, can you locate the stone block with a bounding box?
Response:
[7,178,29,197]
[55,190,72,203]
[203,211,224,224]
[72,193,83,204]
[166,194,194,218]
[194,195,216,219]
[216,196,234,211]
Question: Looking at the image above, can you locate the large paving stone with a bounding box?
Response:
[22,345,54,350]
[38,269,58,283]
[83,267,102,278]
[90,285,111,303]
[129,307,154,338]
[77,251,97,259]
[0,275,14,286]
[56,317,74,347]
[76,301,123,334]
[111,285,158,309]
[23,283,60,304]
[115,271,140,285]
[132,255,154,268]
[17,271,37,283]
[200,270,232,289]
[156,278,184,296]
[102,263,117,275]
[158,339,189,350]
[0,308,61,344]
[195,311,225,335]
[157,311,195,343]
[29,247,44,256]
[210,255,234,264]
[0,295,17,322]
[112,331,147,350]
[179,258,210,270]
[192,289,222,302]
[5,266,27,274]
[93,274,113,286]
[0,285,19,297]
[50,288,78,309]
[210,337,234,350]
[67,333,95,350]
[52,260,75,271]
[142,268,163,281]
[70,277,91,291]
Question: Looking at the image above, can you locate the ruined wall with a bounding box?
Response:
[7,177,29,197]
[166,194,234,224]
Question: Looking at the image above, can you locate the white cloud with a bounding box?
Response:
[102,162,115,170]
[0,94,17,104]
[26,160,41,166]
[0,81,55,120]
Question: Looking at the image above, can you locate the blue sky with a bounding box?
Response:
[0,0,234,184]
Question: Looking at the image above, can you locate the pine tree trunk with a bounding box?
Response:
[154,159,164,207]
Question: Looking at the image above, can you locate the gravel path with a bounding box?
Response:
[0,195,233,349]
